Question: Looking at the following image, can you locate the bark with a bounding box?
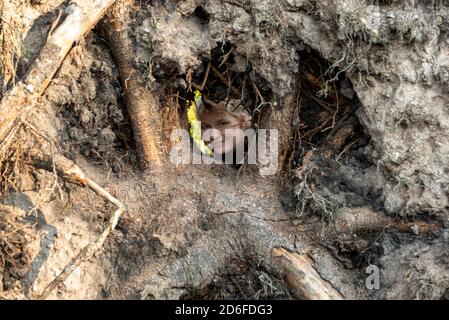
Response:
[331,207,442,237]
[272,247,344,300]
[100,1,164,172]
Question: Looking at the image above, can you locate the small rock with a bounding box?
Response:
[101,127,116,144]
[411,224,420,235]
[286,0,304,8]
[231,55,249,73]
[80,109,93,125]
[63,267,81,291]
[340,87,355,99]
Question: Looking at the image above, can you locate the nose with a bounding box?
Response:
[203,128,222,143]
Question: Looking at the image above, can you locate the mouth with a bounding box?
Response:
[207,137,237,154]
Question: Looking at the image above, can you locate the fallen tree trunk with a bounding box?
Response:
[0,0,116,144]
[272,247,344,300]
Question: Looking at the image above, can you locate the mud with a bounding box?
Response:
[1,0,449,300]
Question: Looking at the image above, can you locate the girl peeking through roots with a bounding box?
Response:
[171,90,278,175]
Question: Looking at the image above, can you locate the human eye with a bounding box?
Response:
[218,120,231,126]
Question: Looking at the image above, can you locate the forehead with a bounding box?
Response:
[199,110,239,124]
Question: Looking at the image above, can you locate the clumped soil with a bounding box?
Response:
[48,33,137,173]
[0,211,31,293]
[181,260,292,300]
[1,0,449,300]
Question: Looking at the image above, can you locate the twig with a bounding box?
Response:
[38,206,124,299]
[24,122,126,299]
[34,153,125,299]
[200,62,211,90]
[191,82,222,109]
[323,82,340,132]
[304,91,334,114]
[301,117,331,141]
[218,47,233,68]
[335,138,359,164]
[250,78,265,105]
[186,68,193,92]
[210,65,240,97]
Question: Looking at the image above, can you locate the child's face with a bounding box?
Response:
[198,110,245,155]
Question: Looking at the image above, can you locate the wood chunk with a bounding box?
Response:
[272,247,344,300]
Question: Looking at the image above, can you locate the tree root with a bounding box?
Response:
[0,1,123,298]
[0,0,116,145]
[33,151,125,300]
[328,207,442,240]
[0,0,116,197]
[99,0,164,172]
[272,247,344,300]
